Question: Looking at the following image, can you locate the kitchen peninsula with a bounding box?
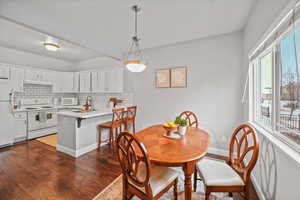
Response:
[57,110,112,157]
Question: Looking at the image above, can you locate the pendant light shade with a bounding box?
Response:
[124,5,146,72]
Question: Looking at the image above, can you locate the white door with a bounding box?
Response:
[10,67,24,92]
[60,72,74,93]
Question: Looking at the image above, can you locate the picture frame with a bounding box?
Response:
[171,67,187,88]
[155,69,171,88]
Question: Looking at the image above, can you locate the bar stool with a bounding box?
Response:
[98,108,125,151]
[123,106,137,133]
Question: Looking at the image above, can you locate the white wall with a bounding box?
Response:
[243,0,300,199]
[74,56,122,71]
[0,45,73,71]
[125,32,244,150]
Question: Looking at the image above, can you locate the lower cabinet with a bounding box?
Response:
[14,112,27,142]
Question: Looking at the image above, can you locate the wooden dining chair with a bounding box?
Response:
[98,108,125,151]
[123,106,137,133]
[116,131,179,200]
[179,111,199,128]
[194,124,259,200]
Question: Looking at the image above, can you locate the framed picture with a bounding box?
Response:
[171,67,187,88]
[156,69,170,88]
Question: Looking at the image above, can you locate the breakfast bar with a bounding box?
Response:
[57,111,112,158]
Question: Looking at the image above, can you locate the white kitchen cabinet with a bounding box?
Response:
[107,69,124,93]
[51,71,79,93]
[73,72,80,92]
[10,67,24,92]
[91,71,106,93]
[79,72,91,93]
[0,65,10,79]
[91,69,123,93]
[24,69,49,82]
[14,112,27,142]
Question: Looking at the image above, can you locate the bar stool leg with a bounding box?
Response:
[98,126,102,150]
[133,121,136,134]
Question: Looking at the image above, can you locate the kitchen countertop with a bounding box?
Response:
[57,110,112,119]
[12,105,83,113]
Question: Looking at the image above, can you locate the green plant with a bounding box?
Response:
[174,116,188,126]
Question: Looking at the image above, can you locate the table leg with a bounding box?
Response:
[183,162,195,200]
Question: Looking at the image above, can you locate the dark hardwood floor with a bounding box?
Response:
[0,140,259,200]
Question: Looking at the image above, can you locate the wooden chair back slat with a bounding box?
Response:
[229,124,259,184]
[116,132,153,196]
[179,111,199,128]
[112,108,125,127]
[126,106,137,121]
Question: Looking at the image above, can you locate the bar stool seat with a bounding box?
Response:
[99,121,113,128]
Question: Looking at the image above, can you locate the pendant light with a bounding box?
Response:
[124,5,146,72]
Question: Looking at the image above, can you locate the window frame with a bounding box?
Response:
[250,28,300,153]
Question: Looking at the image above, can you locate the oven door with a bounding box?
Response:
[45,110,57,128]
[28,111,46,131]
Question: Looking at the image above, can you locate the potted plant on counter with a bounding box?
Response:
[175,117,188,136]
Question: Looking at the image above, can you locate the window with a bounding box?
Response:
[252,25,300,150]
[255,52,273,129]
[278,28,300,146]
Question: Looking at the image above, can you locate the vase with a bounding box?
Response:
[178,126,187,136]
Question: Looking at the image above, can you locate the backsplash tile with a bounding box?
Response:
[14,84,134,110]
[14,84,75,105]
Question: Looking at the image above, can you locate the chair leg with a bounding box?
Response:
[109,128,113,150]
[133,121,136,134]
[193,171,197,192]
[245,184,250,200]
[229,192,233,197]
[205,191,210,200]
[174,178,178,200]
[98,127,102,150]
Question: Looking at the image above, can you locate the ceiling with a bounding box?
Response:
[0,0,256,61]
[0,17,100,62]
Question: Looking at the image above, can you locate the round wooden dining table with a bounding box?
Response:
[135,124,210,200]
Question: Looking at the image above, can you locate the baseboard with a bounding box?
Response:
[57,145,76,157]
[76,143,98,157]
[208,147,228,157]
[251,174,265,200]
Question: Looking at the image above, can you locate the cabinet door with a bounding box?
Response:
[107,69,123,93]
[60,72,74,93]
[25,69,38,81]
[0,65,10,79]
[50,71,63,93]
[14,112,27,141]
[10,67,24,92]
[73,72,80,92]
[79,72,91,93]
[91,71,106,93]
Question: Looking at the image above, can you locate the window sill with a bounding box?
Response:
[248,121,300,165]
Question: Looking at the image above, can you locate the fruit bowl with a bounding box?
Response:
[163,122,178,136]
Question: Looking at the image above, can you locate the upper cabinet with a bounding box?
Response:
[0,65,10,79]
[10,67,25,92]
[24,69,51,84]
[91,69,123,93]
[79,72,91,93]
[51,71,79,93]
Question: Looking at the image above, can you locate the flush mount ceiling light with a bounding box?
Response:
[44,37,60,52]
[124,5,146,73]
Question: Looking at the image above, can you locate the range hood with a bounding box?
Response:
[23,80,52,85]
